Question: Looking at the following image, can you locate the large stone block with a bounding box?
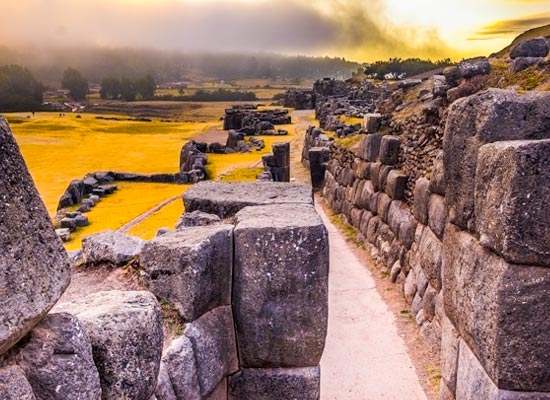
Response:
[379,136,401,165]
[443,89,550,231]
[358,134,381,162]
[55,291,163,399]
[159,336,200,400]
[363,113,382,134]
[475,140,550,267]
[413,177,430,225]
[0,118,71,355]
[16,313,101,400]
[228,367,320,400]
[385,170,407,200]
[440,317,460,393]
[417,226,443,290]
[183,182,313,218]
[141,225,233,321]
[184,306,238,397]
[443,225,550,391]
[233,204,329,368]
[0,365,36,400]
[428,194,447,240]
[429,151,445,195]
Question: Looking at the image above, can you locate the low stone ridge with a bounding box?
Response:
[0,117,71,356]
[141,225,234,322]
[0,365,36,400]
[233,204,329,368]
[55,291,163,400]
[82,230,144,266]
[228,367,320,400]
[183,181,313,218]
[15,313,101,400]
[184,306,238,397]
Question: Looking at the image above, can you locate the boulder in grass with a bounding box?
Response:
[509,37,549,59]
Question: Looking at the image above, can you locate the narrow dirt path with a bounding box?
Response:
[317,202,428,400]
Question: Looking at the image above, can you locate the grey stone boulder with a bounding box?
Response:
[55,228,71,242]
[509,37,549,59]
[233,204,329,368]
[184,306,238,397]
[0,365,36,400]
[74,214,89,227]
[141,225,233,322]
[413,178,430,225]
[458,57,491,78]
[82,230,144,266]
[183,182,313,218]
[159,336,200,400]
[228,367,320,400]
[475,140,550,266]
[385,170,407,200]
[443,225,550,391]
[0,117,71,355]
[55,291,163,400]
[440,317,460,394]
[16,313,101,400]
[418,227,443,291]
[443,89,550,231]
[175,210,221,229]
[511,57,544,73]
[362,113,382,134]
[60,217,77,232]
[429,151,445,195]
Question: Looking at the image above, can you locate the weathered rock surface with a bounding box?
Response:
[159,336,200,400]
[55,291,163,399]
[175,210,221,229]
[443,225,550,391]
[228,367,320,400]
[509,37,549,59]
[475,140,550,266]
[458,57,491,78]
[183,182,313,218]
[81,230,144,266]
[0,365,36,400]
[233,204,329,367]
[16,313,101,400]
[358,134,382,162]
[0,117,71,355]
[443,89,550,231]
[141,225,233,321]
[184,306,238,397]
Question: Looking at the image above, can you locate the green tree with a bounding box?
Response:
[61,67,88,101]
[135,75,156,99]
[99,77,121,99]
[120,77,137,101]
[0,65,43,111]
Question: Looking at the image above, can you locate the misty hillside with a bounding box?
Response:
[0,46,362,85]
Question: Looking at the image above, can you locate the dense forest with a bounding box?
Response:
[0,65,43,111]
[0,46,361,85]
[364,58,455,79]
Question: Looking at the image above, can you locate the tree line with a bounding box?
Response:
[100,75,156,101]
[0,65,43,111]
[364,58,455,79]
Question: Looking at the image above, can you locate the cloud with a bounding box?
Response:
[472,12,550,39]
[0,0,455,61]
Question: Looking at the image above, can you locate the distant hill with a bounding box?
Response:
[492,24,550,58]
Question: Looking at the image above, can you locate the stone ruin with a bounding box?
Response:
[0,116,329,399]
[258,142,291,182]
[306,88,550,399]
[223,105,291,135]
[283,89,316,110]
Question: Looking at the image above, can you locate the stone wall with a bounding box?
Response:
[0,116,329,400]
[315,88,550,399]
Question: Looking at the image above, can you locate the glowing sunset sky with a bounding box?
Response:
[2,0,549,61]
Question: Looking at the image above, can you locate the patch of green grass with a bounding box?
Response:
[334,134,361,150]
[426,364,442,393]
[329,213,364,248]
[160,299,186,336]
[380,271,390,278]
[400,309,411,315]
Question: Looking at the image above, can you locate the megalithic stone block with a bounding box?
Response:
[379,135,401,165]
[228,367,320,400]
[233,204,329,368]
[141,225,234,322]
[475,139,550,267]
[358,134,381,162]
[0,117,70,356]
[362,113,382,134]
[443,225,550,391]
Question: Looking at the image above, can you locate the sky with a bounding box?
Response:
[1,0,549,61]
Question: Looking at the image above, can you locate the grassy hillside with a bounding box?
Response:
[493,24,550,58]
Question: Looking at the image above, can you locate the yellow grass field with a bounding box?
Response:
[8,106,302,249]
